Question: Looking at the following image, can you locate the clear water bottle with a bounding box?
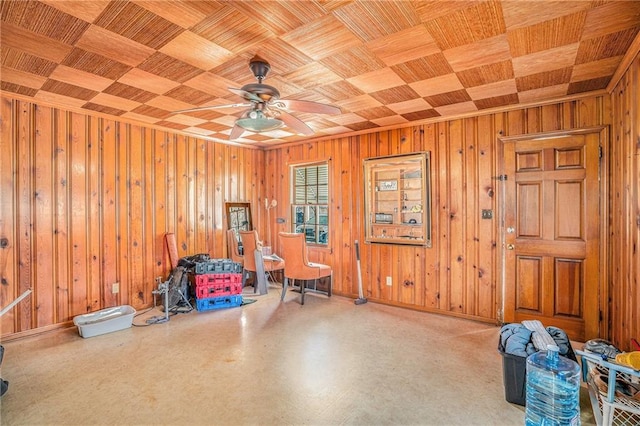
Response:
[525,344,581,426]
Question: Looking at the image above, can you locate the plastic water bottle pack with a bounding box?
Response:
[525,344,581,426]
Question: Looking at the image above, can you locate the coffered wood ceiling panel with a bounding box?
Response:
[1,0,639,147]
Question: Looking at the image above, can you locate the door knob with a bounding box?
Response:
[507,244,515,250]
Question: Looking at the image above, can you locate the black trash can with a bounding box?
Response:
[498,338,527,406]
[497,325,577,407]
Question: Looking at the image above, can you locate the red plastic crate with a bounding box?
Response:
[191,273,242,287]
[194,281,242,299]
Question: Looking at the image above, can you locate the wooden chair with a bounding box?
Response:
[278,232,332,305]
[226,229,244,267]
[239,230,284,294]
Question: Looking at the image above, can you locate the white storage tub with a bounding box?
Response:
[73,305,136,338]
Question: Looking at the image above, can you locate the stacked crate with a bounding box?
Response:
[191,259,243,312]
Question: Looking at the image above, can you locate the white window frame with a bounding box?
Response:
[290,161,330,246]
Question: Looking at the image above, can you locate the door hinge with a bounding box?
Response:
[497,175,508,181]
[599,146,603,159]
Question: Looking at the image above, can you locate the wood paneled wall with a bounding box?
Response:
[0,98,264,338]
[2,85,637,348]
[609,53,640,351]
[265,96,611,326]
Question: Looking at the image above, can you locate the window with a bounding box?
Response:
[291,162,329,245]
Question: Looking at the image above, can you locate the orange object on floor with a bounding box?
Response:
[165,233,179,269]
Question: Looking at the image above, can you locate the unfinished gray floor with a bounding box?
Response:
[0,285,595,425]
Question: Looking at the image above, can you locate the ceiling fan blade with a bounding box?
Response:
[229,123,245,140]
[278,111,314,135]
[174,103,252,113]
[275,99,341,115]
[228,88,262,103]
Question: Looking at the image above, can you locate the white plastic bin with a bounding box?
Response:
[73,305,135,338]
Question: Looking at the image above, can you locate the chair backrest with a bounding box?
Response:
[226,229,243,266]
[239,230,259,272]
[278,232,314,279]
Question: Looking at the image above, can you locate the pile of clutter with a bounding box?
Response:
[499,320,576,361]
[583,339,640,401]
[498,320,578,407]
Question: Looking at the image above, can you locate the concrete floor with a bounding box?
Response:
[0,284,595,425]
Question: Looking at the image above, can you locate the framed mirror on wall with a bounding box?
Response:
[225,202,252,253]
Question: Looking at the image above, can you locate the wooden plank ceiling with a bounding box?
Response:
[2,0,639,147]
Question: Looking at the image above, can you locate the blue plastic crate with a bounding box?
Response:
[195,295,243,311]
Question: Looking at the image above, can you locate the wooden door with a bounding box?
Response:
[502,130,603,341]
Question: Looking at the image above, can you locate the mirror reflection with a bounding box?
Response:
[226,202,252,254]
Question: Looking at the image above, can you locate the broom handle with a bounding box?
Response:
[0,289,32,317]
[355,240,364,299]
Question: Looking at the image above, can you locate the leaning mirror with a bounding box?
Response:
[225,202,252,253]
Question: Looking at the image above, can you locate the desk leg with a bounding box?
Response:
[281,277,288,301]
[254,250,268,295]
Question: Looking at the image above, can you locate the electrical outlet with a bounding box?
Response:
[112,282,119,294]
[386,276,392,286]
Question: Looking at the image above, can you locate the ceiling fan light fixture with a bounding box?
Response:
[236,109,283,132]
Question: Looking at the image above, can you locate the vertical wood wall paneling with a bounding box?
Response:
[613,74,623,344]
[165,133,176,242]
[337,138,350,296]
[0,98,264,338]
[101,119,118,307]
[633,57,639,351]
[0,99,16,334]
[34,105,55,327]
[448,120,465,313]
[70,112,89,315]
[209,142,222,257]
[175,134,189,258]
[195,138,207,254]
[116,122,129,307]
[437,122,450,312]
[87,116,102,313]
[149,130,163,286]
[422,123,439,309]
[362,137,376,296]
[261,95,618,326]
[464,117,478,316]
[54,110,71,321]
[142,128,155,299]
[17,103,33,329]
[187,137,197,255]
[493,113,507,319]
[4,87,636,343]
[477,115,497,318]
[413,125,427,307]
[128,124,145,307]
[609,54,639,351]
[350,136,362,297]
[219,142,230,255]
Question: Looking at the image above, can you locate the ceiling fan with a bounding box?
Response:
[174,55,341,140]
